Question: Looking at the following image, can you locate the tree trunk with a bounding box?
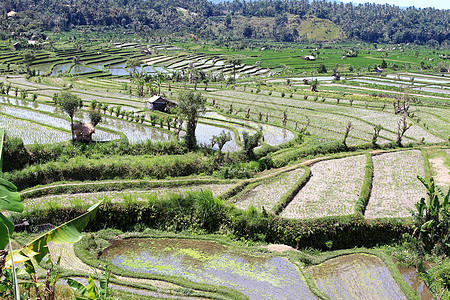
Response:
[70,117,75,141]
[186,119,197,149]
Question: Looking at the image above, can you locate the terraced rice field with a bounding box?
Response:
[202,111,295,146]
[20,183,235,213]
[209,90,443,145]
[232,168,305,212]
[140,50,270,78]
[0,114,70,144]
[196,123,240,151]
[365,150,426,218]
[103,238,317,300]
[0,105,119,142]
[281,155,366,219]
[410,107,450,140]
[308,254,407,300]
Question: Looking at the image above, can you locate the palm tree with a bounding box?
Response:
[21,50,36,74]
[226,57,242,83]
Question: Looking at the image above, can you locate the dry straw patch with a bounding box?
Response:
[365,150,426,219]
[233,168,305,212]
[429,156,450,190]
[281,155,366,219]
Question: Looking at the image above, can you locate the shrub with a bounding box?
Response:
[7,153,215,190]
[218,161,260,179]
[2,134,30,172]
[354,153,373,215]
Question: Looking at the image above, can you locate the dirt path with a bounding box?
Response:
[429,157,450,188]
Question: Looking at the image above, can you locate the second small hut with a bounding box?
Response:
[72,122,95,142]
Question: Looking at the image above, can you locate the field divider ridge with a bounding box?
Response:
[355,152,374,217]
[272,165,312,215]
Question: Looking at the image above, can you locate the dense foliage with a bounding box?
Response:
[0,0,449,45]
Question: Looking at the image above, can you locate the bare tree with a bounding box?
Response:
[310,79,318,92]
[211,130,232,152]
[300,116,311,134]
[174,117,184,140]
[372,124,382,148]
[343,121,354,147]
[396,117,412,147]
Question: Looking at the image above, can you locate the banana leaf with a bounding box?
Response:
[0,128,22,250]
[0,178,22,213]
[0,128,4,171]
[26,201,102,263]
[0,213,14,250]
[4,201,102,267]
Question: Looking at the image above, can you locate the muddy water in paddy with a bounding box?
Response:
[50,63,72,76]
[308,253,407,300]
[397,265,433,300]
[102,238,317,300]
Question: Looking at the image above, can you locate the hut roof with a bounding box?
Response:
[73,122,95,135]
[147,95,178,105]
[148,95,165,103]
[304,55,316,61]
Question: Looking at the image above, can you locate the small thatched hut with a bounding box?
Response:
[146,95,177,112]
[13,42,22,50]
[72,122,95,142]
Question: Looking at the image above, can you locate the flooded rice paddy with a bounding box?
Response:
[196,123,240,151]
[50,63,72,76]
[203,112,295,146]
[308,253,408,300]
[102,238,317,300]
[102,239,422,300]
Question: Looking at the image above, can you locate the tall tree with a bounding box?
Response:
[177,91,207,149]
[226,57,242,83]
[242,131,263,158]
[21,50,35,74]
[55,92,83,141]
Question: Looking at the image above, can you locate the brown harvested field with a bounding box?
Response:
[280,155,366,219]
[365,150,426,219]
[232,168,305,212]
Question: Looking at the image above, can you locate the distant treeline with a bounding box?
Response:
[0,0,448,45]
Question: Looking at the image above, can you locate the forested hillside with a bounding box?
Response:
[0,0,448,45]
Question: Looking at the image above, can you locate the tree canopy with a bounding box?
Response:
[177,91,206,150]
[54,92,83,141]
[0,0,448,45]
